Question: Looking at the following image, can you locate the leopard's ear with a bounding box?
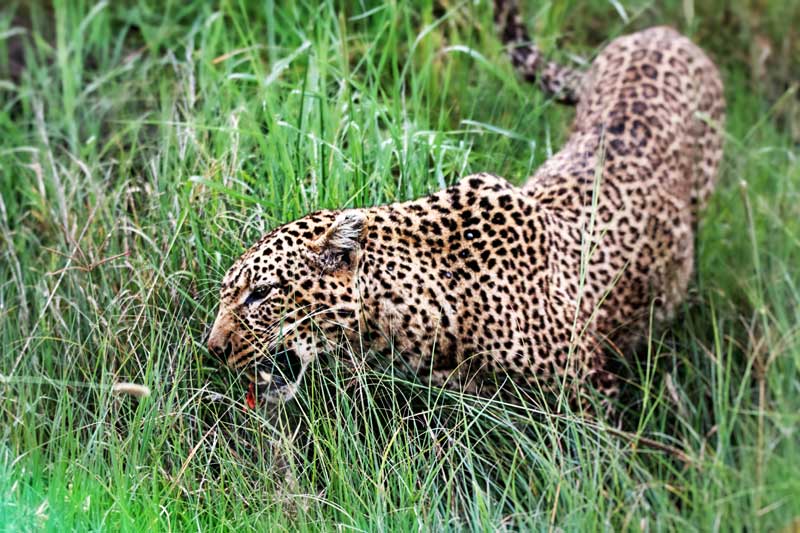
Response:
[308,211,367,272]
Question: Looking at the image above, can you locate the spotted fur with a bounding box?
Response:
[494,0,584,104]
[208,1,725,410]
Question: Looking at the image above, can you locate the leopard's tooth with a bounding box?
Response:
[259,370,272,384]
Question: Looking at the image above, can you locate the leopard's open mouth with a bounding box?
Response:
[244,347,306,408]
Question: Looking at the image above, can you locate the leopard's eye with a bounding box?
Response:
[244,284,274,305]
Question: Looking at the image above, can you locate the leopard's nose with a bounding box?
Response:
[208,333,232,361]
[208,308,235,362]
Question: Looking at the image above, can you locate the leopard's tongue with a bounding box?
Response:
[245,382,257,410]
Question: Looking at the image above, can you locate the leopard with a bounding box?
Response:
[207,0,725,412]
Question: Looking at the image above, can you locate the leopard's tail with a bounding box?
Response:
[493,0,583,105]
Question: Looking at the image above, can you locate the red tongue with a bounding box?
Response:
[245,382,256,410]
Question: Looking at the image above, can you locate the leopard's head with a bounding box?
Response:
[208,210,367,405]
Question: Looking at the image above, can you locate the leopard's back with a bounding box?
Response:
[522,26,725,346]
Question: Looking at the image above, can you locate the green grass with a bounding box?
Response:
[1,0,798,530]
